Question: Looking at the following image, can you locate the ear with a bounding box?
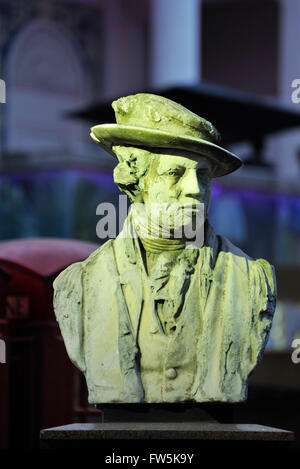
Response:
[113,162,137,186]
[113,160,145,203]
[112,145,152,203]
[112,145,133,163]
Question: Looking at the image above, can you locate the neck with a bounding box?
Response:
[131,203,187,254]
[139,236,185,254]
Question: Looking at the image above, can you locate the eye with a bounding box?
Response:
[168,169,178,176]
[165,168,184,177]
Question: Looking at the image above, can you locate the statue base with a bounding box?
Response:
[97,402,234,423]
[40,421,294,450]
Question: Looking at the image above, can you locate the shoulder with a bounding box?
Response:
[252,257,276,298]
[53,240,114,295]
[82,239,115,269]
[215,234,275,291]
[53,261,82,299]
[216,233,251,260]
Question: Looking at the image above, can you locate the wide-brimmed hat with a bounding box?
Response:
[90,93,242,177]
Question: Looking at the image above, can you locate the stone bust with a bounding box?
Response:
[53,93,276,404]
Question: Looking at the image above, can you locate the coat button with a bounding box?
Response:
[166,368,177,379]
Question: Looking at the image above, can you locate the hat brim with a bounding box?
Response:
[90,124,242,178]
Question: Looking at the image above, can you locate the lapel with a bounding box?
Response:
[197,246,215,313]
[107,237,144,402]
[113,221,143,341]
[176,222,217,318]
[198,221,219,311]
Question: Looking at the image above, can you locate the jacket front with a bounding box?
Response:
[53,218,276,404]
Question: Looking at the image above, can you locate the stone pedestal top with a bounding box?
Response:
[40,422,294,441]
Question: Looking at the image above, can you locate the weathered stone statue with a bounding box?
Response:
[53,94,276,404]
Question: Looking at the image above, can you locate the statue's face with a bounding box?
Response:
[140,150,213,222]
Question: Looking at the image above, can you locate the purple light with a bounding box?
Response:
[0,168,115,187]
[1,170,300,205]
[212,182,300,206]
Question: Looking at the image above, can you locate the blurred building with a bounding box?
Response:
[0,0,300,448]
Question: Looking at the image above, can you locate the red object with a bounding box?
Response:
[0,238,98,277]
[0,269,11,449]
[0,238,101,448]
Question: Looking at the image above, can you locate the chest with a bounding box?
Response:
[136,270,202,402]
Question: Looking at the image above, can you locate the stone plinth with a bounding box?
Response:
[40,422,294,449]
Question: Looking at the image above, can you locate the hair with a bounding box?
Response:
[112,145,154,202]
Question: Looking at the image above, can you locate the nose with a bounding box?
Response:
[182,169,201,198]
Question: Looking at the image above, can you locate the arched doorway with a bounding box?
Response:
[4,18,89,154]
